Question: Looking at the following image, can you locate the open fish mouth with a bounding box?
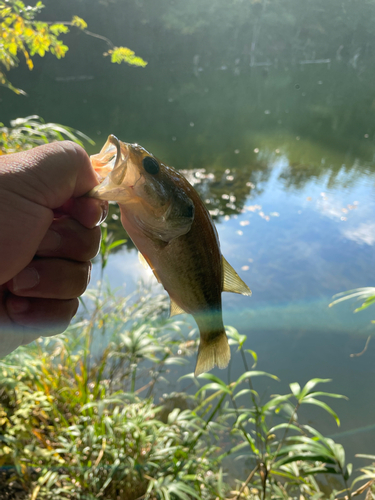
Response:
[88,135,132,201]
[90,135,124,181]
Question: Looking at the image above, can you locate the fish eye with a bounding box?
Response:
[142,156,160,175]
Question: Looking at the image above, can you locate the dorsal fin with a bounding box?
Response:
[170,298,187,317]
[222,256,252,296]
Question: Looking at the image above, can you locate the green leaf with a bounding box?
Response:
[71,15,87,30]
[262,394,293,412]
[304,391,348,400]
[196,382,232,395]
[233,388,253,400]
[164,357,189,366]
[105,46,147,67]
[49,23,69,36]
[107,239,127,251]
[299,378,332,399]
[278,438,333,456]
[196,372,227,384]
[217,467,223,496]
[177,372,197,382]
[355,295,375,312]
[332,442,346,469]
[304,466,340,475]
[344,463,352,480]
[301,424,326,441]
[351,472,375,490]
[268,423,302,434]
[330,287,375,306]
[245,349,258,367]
[289,382,301,397]
[234,413,251,426]
[226,326,247,348]
[235,370,279,386]
[301,398,341,426]
[274,453,337,469]
[355,454,375,460]
[168,483,201,500]
[46,471,59,488]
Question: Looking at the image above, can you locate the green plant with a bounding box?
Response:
[350,455,375,499]
[0,115,95,154]
[0,283,220,499]
[330,288,375,314]
[0,234,374,499]
[330,287,375,357]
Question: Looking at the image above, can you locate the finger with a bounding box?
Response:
[0,142,99,284]
[0,286,41,356]
[0,141,98,208]
[8,259,91,300]
[6,295,79,336]
[59,197,108,229]
[37,217,102,261]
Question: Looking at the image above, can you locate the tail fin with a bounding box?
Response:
[194,331,231,376]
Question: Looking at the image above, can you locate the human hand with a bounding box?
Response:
[0,141,107,357]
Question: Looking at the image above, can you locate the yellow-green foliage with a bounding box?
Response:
[104,46,148,67]
[0,0,147,95]
[0,0,69,93]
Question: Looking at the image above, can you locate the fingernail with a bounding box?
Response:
[96,201,109,226]
[38,230,61,252]
[7,297,29,314]
[13,267,40,291]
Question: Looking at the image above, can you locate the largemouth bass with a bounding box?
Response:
[89,135,251,375]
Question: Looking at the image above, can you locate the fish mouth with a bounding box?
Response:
[88,135,131,201]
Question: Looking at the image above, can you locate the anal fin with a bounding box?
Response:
[222,255,252,296]
[170,298,186,318]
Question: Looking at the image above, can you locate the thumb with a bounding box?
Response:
[0,141,98,209]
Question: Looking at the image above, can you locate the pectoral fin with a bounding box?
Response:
[222,256,252,296]
[138,251,161,283]
[169,298,186,317]
[135,212,193,243]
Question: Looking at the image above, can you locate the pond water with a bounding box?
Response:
[2,0,375,465]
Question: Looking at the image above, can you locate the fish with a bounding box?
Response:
[88,135,251,376]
